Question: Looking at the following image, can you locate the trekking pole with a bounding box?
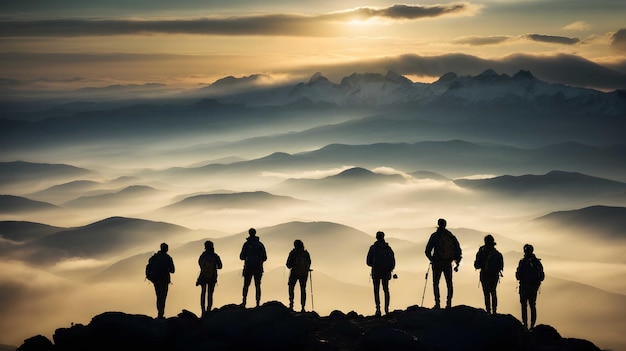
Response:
[421,263,431,307]
[309,269,314,311]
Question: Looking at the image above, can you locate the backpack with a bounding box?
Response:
[517,257,544,284]
[245,240,265,268]
[145,254,161,283]
[199,253,218,279]
[375,244,395,273]
[475,247,503,275]
[484,250,503,275]
[438,231,456,261]
[292,251,311,277]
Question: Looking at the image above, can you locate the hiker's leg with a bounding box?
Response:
[443,263,453,308]
[431,264,443,308]
[254,271,262,307]
[242,273,253,306]
[200,283,207,312]
[520,286,529,328]
[287,273,296,309]
[382,278,390,314]
[481,279,491,313]
[155,282,168,318]
[373,276,381,312]
[207,281,216,312]
[299,276,307,310]
[492,284,498,314]
[529,287,538,328]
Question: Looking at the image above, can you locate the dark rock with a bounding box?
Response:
[19,303,602,351]
[16,335,53,351]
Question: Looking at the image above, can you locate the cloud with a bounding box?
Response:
[611,29,626,53]
[0,4,476,38]
[525,34,580,45]
[452,36,511,46]
[563,21,591,31]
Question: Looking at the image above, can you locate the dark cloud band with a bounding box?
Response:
[525,34,580,45]
[0,4,472,37]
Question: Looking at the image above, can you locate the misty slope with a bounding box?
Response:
[454,171,626,199]
[534,206,626,240]
[0,195,59,213]
[275,167,407,193]
[160,191,312,211]
[0,221,62,243]
[0,161,93,192]
[18,217,192,264]
[62,185,161,208]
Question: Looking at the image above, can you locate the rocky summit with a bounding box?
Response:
[16,302,601,351]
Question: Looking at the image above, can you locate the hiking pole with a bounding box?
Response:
[421,263,431,307]
[309,269,314,312]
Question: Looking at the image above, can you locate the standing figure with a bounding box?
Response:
[239,228,267,307]
[366,231,396,316]
[473,234,504,314]
[516,244,544,330]
[425,218,462,309]
[286,239,312,312]
[197,240,223,315]
[145,243,175,318]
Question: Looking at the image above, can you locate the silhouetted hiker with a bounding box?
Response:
[516,244,544,330]
[240,228,267,307]
[145,242,175,318]
[197,240,223,316]
[425,218,462,309]
[367,231,396,316]
[286,239,312,312]
[473,234,504,314]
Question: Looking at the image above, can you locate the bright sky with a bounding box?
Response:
[1,0,625,91]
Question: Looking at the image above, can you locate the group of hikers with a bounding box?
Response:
[146,218,544,330]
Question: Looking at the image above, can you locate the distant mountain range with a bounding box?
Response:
[2,70,625,153]
[214,69,626,114]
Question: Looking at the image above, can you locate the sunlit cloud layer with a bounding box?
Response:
[525,34,580,45]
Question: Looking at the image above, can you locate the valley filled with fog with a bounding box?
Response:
[1,70,625,350]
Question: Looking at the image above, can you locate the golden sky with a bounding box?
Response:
[1,0,625,91]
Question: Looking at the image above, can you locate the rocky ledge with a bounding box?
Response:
[17,302,601,351]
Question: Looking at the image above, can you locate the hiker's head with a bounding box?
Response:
[204,240,214,251]
[160,243,168,252]
[376,231,385,240]
[437,218,447,228]
[484,234,496,246]
[294,239,304,250]
[248,228,256,236]
[523,244,534,255]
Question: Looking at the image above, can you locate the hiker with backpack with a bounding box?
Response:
[366,231,396,316]
[196,240,223,315]
[285,239,312,312]
[425,218,462,309]
[239,228,267,308]
[145,243,175,319]
[473,234,504,314]
[516,244,545,330]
